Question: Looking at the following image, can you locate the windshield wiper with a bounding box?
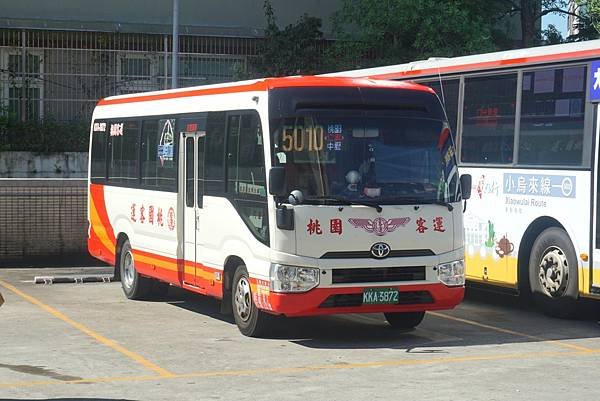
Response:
[427,200,454,212]
[306,196,383,213]
[378,197,454,211]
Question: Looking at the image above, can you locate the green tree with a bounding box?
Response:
[589,0,600,31]
[575,0,600,37]
[246,1,326,78]
[331,0,501,69]
[492,0,593,46]
[541,23,564,44]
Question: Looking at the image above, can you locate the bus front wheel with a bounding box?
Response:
[384,311,425,330]
[528,227,578,318]
[231,265,271,337]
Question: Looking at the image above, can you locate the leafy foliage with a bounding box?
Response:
[542,24,564,44]
[245,1,327,78]
[577,0,600,37]
[0,113,89,152]
[330,0,502,69]
[492,0,598,45]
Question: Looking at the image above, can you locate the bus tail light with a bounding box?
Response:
[436,260,465,287]
[270,264,319,293]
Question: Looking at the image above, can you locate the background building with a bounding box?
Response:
[568,0,585,37]
[0,0,340,123]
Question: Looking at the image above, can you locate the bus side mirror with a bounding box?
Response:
[268,167,286,197]
[460,174,472,200]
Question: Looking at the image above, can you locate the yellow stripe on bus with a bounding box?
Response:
[89,195,116,252]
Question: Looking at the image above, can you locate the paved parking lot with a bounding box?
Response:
[1,267,599,401]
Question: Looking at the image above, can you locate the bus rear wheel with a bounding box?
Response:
[528,227,578,318]
[384,311,425,330]
[231,265,271,337]
[119,240,153,300]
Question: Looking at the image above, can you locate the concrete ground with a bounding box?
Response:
[0,267,599,401]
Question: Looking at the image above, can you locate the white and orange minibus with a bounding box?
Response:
[88,76,471,336]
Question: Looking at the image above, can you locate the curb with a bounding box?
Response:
[34,275,114,284]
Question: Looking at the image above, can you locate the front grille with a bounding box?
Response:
[321,249,435,259]
[319,291,434,308]
[331,266,426,284]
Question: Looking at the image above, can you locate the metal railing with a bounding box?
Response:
[0,29,260,123]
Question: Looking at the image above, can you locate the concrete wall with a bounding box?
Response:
[0,152,87,178]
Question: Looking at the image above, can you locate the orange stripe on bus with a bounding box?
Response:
[89,197,116,251]
[131,249,219,281]
[89,184,116,244]
[96,76,433,106]
[368,48,600,80]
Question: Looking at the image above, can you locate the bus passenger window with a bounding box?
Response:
[227,113,267,195]
[108,120,140,184]
[91,120,107,183]
[423,79,459,135]
[461,74,517,164]
[205,112,226,194]
[141,118,177,191]
[226,111,268,244]
[185,137,194,207]
[141,120,159,186]
[518,66,586,166]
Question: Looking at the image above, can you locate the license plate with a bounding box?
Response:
[362,288,399,305]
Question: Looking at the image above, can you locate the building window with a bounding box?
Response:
[116,53,159,94]
[1,50,44,119]
[159,55,246,88]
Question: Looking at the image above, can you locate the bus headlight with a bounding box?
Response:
[436,260,465,287]
[269,264,319,293]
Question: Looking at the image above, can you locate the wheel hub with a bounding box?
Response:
[123,251,135,289]
[234,276,252,322]
[538,246,568,297]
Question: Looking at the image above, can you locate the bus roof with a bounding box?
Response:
[97,76,434,106]
[327,39,600,80]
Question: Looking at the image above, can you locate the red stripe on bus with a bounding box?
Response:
[96,76,433,106]
[368,48,600,80]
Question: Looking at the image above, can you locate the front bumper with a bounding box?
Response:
[251,281,464,317]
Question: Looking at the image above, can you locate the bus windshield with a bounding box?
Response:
[271,112,459,205]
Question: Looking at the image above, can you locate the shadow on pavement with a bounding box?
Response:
[165,285,600,350]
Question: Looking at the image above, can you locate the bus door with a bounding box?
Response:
[182,130,206,288]
[593,103,600,293]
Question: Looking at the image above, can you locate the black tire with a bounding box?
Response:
[231,265,271,337]
[119,240,153,300]
[528,227,579,318]
[384,311,425,330]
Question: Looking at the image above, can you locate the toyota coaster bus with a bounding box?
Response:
[88,76,471,336]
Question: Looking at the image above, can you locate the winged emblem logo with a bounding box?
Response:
[348,217,411,236]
